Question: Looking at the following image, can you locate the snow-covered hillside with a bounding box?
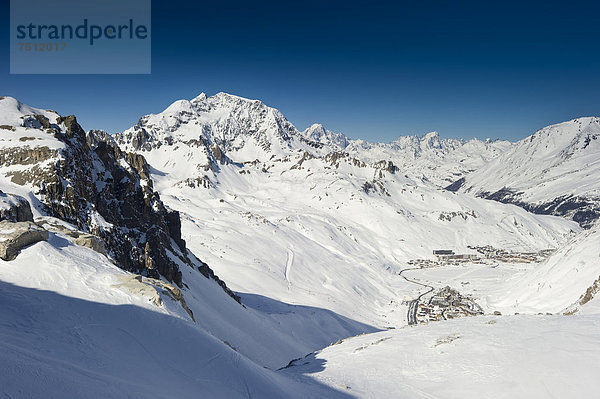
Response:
[487,222,600,315]
[2,94,599,398]
[451,117,600,228]
[345,132,512,186]
[0,228,351,399]
[115,93,580,330]
[282,313,600,399]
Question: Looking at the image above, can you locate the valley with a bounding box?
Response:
[0,94,598,398]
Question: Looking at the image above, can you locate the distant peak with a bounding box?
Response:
[303,123,348,149]
[213,92,261,103]
[0,96,22,109]
[423,131,439,139]
[163,99,193,114]
[306,123,325,132]
[191,92,207,102]
[0,96,58,126]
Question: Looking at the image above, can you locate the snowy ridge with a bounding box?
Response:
[487,222,600,314]
[3,94,600,398]
[116,93,512,187]
[303,123,349,150]
[345,132,512,186]
[113,93,581,329]
[453,117,600,227]
[115,92,327,165]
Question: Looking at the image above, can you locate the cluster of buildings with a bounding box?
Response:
[467,245,554,263]
[415,286,484,324]
[407,246,555,268]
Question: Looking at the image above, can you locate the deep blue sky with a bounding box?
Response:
[2,0,599,142]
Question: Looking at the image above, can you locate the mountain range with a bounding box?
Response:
[0,93,598,398]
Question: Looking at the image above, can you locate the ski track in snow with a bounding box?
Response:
[285,247,294,291]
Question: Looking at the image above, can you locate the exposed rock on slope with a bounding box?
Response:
[449,117,600,228]
[115,92,327,167]
[0,96,239,302]
[0,220,48,260]
[0,191,33,222]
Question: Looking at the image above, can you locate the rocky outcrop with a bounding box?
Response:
[73,233,106,254]
[37,218,105,254]
[0,192,34,222]
[26,124,190,286]
[0,99,240,304]
[469,188,600,229]
[112,274,196,320]
[0,220,49,260]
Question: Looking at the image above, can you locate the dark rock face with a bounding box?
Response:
[445,177,466,192]
[475,188,599,229]
[34,121,189,286]
[3,111,240,302]
[0,192,34,222]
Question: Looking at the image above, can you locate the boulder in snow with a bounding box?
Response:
[0,221,49,260]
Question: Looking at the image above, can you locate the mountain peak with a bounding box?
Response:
[212,92,263,104]
[163,99,194,115]
[191,92,207,102]
[0,96,58,127]
[116,92,323,161]
[302,123,348,150]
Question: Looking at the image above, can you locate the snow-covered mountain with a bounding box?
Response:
[302,123,349,150]
[113,93,579,329]
[2,93,600,398]
[116,93,511,187]
[115,92,328,166]
[345,132,512,186]
[0,96,376,379]
[449,117,600,228]
[487,221,600,315]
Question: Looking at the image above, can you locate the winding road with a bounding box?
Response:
[398,267,435,325]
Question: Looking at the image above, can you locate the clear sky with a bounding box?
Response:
[1,0,599,142]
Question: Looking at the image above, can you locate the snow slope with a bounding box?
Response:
[116,93,580,331]
[283,314,600,399]
[0,232,350,398]
[345,132,512,186]
[487,222,600,314]
[0,96,377,372]
[453,117,600,227]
